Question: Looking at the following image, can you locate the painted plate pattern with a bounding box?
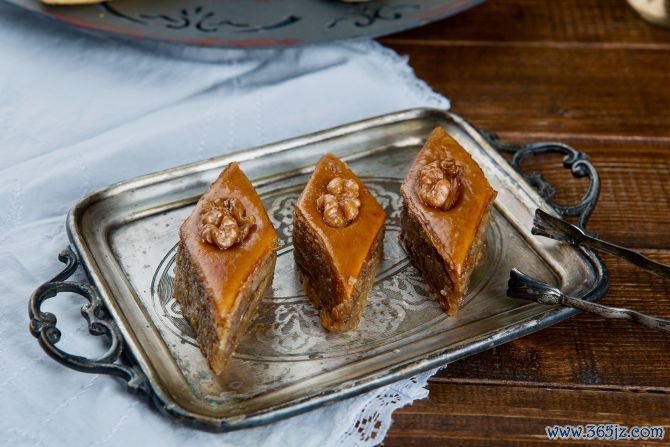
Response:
[4,0,484,48]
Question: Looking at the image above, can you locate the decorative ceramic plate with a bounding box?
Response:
[29,109,607,431]
[3,0,483,48]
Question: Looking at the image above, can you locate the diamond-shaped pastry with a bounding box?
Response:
[293,154,386,332]
[400,127,497,315]
[173,163,278,374]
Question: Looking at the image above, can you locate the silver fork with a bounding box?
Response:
[532,209,670,279]
[507,209,670,334]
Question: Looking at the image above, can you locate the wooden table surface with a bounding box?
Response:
[379,1,670,445]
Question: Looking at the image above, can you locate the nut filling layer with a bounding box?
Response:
[200,198,256,249]
[316,176,361,228]
[417,159,463,211]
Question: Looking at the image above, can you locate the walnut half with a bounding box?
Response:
[316,177,361,228]
[416,159,463,211]
[200,198,256,249]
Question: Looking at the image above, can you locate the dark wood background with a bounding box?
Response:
[379,1,670,445]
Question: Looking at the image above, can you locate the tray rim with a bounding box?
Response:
[60,108,608,431]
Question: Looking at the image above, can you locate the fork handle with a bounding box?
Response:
[577,234,670,280]
[508,269,670,334]
[532,209,670,280]
[560,293,670,334]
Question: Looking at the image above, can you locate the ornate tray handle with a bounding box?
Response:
[483,132,600,231]
[29,247,149,396]
[490,133,670,334]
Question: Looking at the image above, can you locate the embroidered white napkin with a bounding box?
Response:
[0,4,448,446]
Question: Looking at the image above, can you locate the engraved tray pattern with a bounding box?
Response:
[151,179,501,362]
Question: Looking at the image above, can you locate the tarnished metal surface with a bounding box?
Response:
[28,248,149,396]
[508,268,669,334]
[484,135,600,231]
[3,0,483,48]
[531,209,670,279]
[506,208,669,334]
[31,108,607,430]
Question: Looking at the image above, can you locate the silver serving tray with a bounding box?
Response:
[29,108,606,431]
[3,0,483,48]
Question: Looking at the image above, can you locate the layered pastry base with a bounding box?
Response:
[400,127,497,315]
[172,163,278,375]
[293,154,386,332]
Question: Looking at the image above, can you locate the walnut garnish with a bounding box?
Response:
[316,176,361,228]
[200,198,256,249]
[417,159,463,211]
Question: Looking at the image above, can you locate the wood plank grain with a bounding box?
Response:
[384,384,670,447]
[382,0,670,47]
[432,251,670,387]
[382,44,670,140]
[500,140,670,249]
[433,140,670,381]
[380,0,670,444]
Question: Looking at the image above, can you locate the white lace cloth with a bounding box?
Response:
[0,4,448,446]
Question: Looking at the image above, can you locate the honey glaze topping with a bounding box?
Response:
[181,163,278,317]
[401,128,497,274]
[298,154,386,295]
